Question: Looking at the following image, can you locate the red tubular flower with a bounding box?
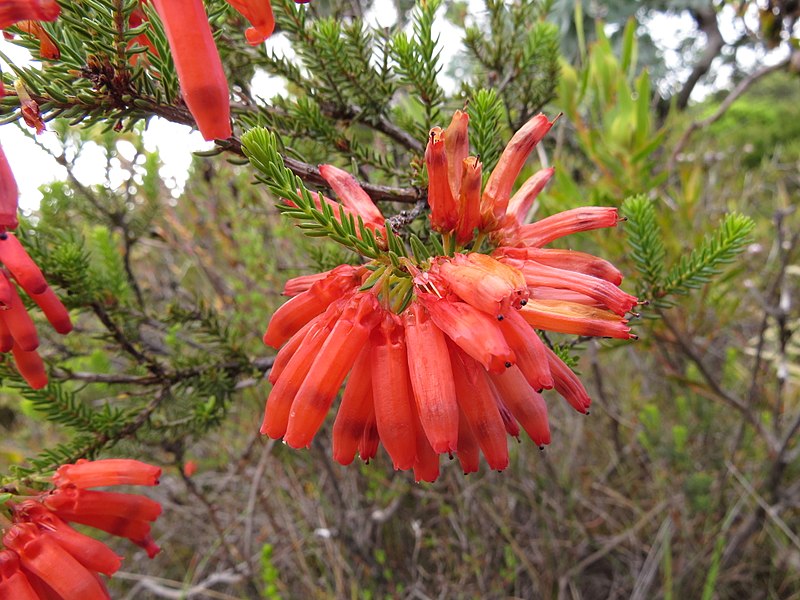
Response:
[13,501,123,577]
[29,286,73,334]
[0,143,19,230]
[261,298,345,438]
[545,346,591,414]
[52,458,162,489]
[520,300,634,339]
[455,156,481,245]
[332,346,374,465]
[284,292,381,448]
[0,233,47,295]
[127,2,159,65]
[417,291,514,373]
[0,550,38,600]
[260,110,639,480]
[425,127,458,233]
[10,345,47,389]
[449,343,509,471]
[455,405,480,474]
[263,264,363,348]
[43,487,163,524]
[2,272,40,351]
[226,0,275,45]
[496,246,623,285]
[510,206,621,248]
[409,395,440,483]
[496,308,553,392]
[0,0,59,29]
[503,166,554,228]
[3,523,109,599]
[151,0,232,141]
[0,233,72,387]
[480,114,554,229]
[444,109,470,200]
[370,313,417,470]
[403,302,459,454]
[489,367,550,447]
[318,164,385,230]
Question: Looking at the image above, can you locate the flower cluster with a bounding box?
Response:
[0,459,162,598]
[261,111,639,481]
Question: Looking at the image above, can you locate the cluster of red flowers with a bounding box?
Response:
[0,459,162,598]
[262,111,639,481]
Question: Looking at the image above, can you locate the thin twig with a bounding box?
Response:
[669,58,790,171]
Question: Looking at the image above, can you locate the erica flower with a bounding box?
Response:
[259,111,638,481]
[0,458,163,599]
[226,0,312,45]
[0,144,72,388]
[151,0,232,141]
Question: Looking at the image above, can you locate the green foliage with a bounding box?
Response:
[467,88,506,176]
[462,0,559,129]
[554,19,666,203]
[391,0,445,132]
[622,195,754,307]
[241,127,386,259]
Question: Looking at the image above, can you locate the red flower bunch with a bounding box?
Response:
[260,111,639,481]
[0,459,162,598]
[0,143,72,388]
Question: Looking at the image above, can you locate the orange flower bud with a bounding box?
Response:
[52,458,161,489]
[480,113,554,229]
[444,109,469,200]
[515,206,620,247]
[455,156,481,245]
[425,127,458,233]
[319,164,385,230]
[226,0,275,45]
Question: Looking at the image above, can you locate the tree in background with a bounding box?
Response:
[0,0,797,597]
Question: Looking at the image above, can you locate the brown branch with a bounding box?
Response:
[220,138,425,204]
[669,57,790,171]
[674,7,726,112]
